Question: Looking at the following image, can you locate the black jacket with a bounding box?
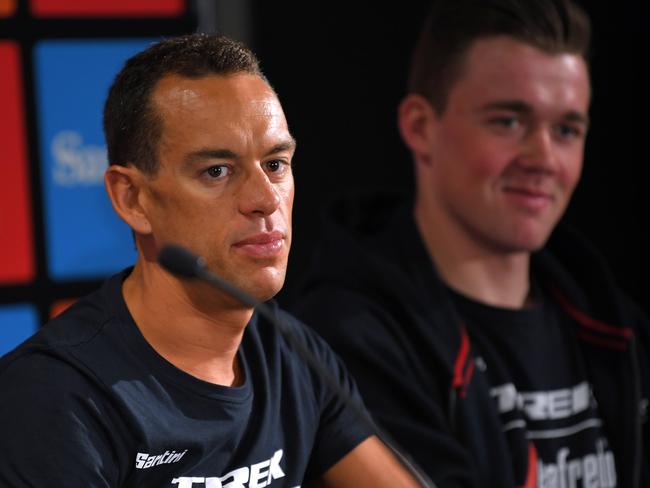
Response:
[292,194,650,487]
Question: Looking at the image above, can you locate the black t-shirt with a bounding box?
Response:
[448,284,618,488]
[0,270,373,487]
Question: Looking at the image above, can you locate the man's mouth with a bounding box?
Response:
[233,231,285,258]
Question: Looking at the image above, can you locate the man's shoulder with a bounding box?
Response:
[6,276,119,351]
[0,346,102,401]
[293,270,459,355]
[539,224,645,323]
[0,271,130,392]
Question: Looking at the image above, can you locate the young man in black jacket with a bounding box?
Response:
[293,0,650,486]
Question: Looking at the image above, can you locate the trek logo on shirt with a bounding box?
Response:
[491,381,592,419]
[171,449,286,488]
[135,449,188,469]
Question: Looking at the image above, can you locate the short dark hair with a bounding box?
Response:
[408,0,591,112]
[103,33,267,173]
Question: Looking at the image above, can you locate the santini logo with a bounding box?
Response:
[51,130,107,186]
[135,449,188,469]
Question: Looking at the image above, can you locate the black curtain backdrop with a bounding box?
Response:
[251,1,649,315]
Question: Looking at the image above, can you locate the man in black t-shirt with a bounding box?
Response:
[0,34,419,487]
[292,0,650,486]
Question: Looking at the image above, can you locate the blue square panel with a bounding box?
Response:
[0,304,39,357]
[34,39,153,280]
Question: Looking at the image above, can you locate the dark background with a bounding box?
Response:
[0,0,646,325]
[250,1,649,313]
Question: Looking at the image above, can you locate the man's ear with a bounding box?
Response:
[397,94,438,165]
[104,164,152,235]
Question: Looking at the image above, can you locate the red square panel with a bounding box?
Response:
[30,0,185,17]
[0,42,35,284]
[0,0,17,17]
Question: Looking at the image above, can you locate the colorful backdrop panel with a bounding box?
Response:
[0,0,16,17]
[0,304,39,356]
[0,42,35,285]
[30,0,185,17]
[34,39,153,281]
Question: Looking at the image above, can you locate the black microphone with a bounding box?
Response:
[158,243,436,488]
[158,244,258,308]
[158,244,205,279]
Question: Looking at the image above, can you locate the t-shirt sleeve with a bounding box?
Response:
[0,352,120,487]
[278,312,375,480]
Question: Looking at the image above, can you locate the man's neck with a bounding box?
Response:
[414,203,531,309]
[122,261,252,386]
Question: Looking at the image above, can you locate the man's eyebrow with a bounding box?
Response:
[184,149,239,166]
[564,111,590,127]
[479,100,589,125]
[265,138,297,157]
[182,139,297,167]
[479,100,533,113]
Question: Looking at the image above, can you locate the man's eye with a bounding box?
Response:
[205,165,230,179]
[491,117,519,129]
[555,124,582,139]
[265,160,285,173]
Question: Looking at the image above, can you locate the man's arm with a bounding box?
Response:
[312,436,422,487]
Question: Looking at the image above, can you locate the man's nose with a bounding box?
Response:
[518,127,557,173]
[239,167,281,216]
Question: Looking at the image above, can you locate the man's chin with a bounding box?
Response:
[228,269,286,304]
[508,235,552,254]
[483,231,552,255]
[249,278,286,303]
[501,219,557,252]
